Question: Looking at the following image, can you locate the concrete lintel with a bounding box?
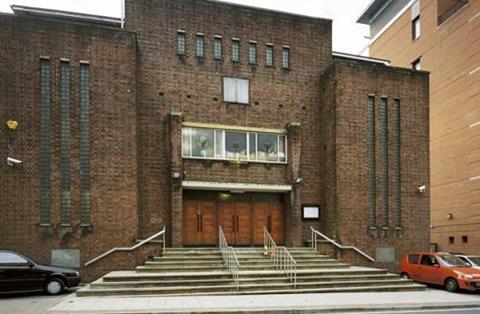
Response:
[182,181,292,192]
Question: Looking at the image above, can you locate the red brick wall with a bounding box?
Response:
[0,13,138,280]
[324,58,430,272]
[125,0,333,242]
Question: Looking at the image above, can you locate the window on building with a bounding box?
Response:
[182,127,287,163]
[412,16,420,40]
[223,77,249,104]
[232,39,240,63]
[282,47,290,69]
[412,58,421,70]
[266,44,273,67]
[462,235,468,243]
[248,42,257,64]
[437,0,469,25]
[177,31,186,55]
[449,236,455,244]
[214,36,222,60]
[196,35,204,57]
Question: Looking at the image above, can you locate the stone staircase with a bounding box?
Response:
[77,247,424,296]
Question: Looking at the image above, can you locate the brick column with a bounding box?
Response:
[286,122,302,246]
[169,112,183,247]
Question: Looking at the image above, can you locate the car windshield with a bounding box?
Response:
[467,257,480,266]
[438,255,469,267]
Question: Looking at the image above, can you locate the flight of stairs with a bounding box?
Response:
[77,247,424,296]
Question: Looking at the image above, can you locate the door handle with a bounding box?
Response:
[200,214,203,232]
[232,215,236,232]
[197,214,200,232]
[236,216,239,232]
[268,215,272,232]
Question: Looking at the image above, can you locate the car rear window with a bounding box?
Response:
[408,254,420,264]
[0,252,28,265]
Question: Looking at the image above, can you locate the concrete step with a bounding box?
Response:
[144,260,223,266]
[91,274,403,289]
[136,265,225,272]
[77,280,423,297]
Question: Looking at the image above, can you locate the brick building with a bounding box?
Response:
[357,0,480,253]
[0,0,429,280]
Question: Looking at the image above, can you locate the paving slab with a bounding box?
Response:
[48,289,480,313]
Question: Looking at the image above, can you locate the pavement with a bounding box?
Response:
[44,288,480,313]
[2,288,480,313]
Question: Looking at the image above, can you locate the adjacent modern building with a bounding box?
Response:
[0,0,430,280]
[358,0,479,253]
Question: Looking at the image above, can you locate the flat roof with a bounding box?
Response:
[206,0,331,22]
[10,5,121,26]
[357,0,392,24]
[333,51,390,65]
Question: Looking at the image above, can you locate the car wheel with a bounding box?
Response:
[445,278,458,292]
[400,272,410,279]
[45,278,65,295]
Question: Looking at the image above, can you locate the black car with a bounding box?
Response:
[0,250,81,295]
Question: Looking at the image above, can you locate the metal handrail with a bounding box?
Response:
[310,226,375,262]
[84,226,166,266]
[263,227,296,287]
[219,226,240,289]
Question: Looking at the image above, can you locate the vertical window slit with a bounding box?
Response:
[80,63,91,226]
[380,97,388,227]
[367,96,376,227]
[393,99,401,228]
[60,61,71,226]
[40,58,51,226]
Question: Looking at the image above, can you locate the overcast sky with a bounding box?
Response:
[0,0,371,55]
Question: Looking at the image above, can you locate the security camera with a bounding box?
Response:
[295,177,303,184]
[417,185,426,193]
[7,157,22,167]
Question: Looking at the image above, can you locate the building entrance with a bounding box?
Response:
[182,190,285,246]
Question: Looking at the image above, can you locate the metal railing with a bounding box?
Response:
[84,226,166,267]
[219,226,240,289]
[263,227,296,287]
[310,226,375,262]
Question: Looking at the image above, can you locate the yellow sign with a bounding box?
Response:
[7,120,18,130]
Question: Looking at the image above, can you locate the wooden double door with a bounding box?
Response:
[183,191,285,246]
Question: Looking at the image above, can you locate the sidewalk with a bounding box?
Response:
[48,289,480,313]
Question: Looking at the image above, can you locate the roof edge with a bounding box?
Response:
[10,5,121,26]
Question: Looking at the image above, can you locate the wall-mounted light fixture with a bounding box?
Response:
[446,213,453,220]
[417,185,426,193]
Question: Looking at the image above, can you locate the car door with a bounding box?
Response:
[418,254,442,284]
[0,252,43,293]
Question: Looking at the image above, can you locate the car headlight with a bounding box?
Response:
[459,274,474,279]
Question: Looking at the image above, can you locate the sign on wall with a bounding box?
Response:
[302,204,320,221]
[51,249,80,268]
[376,247,395,263]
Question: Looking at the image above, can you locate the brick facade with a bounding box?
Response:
[0,0,429,280]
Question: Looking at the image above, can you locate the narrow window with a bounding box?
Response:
[462,236,468,243]
[177,31,186,55]
[412,16,420,40]
[248,42,257,64]
[412,58,421,70]
[282,47,290,69]
[232,39,240,63]
[411,0,420,40]
[368,96,376,227]
[40,57,51,226]
[392,99,401,228]
[80,62,91,227]
[449,236,455,244]
[380,97,388,227]
[266,44,274,67]
[60,61,71,226]
[214,36,222,60]
[223,77,249,104]
[196,35,204,57]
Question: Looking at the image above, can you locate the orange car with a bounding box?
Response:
[400,252,480,292]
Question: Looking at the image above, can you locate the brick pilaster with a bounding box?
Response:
[169,112,183,247]
[286,122,302,246]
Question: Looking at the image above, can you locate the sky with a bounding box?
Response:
[0,0,371,55]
